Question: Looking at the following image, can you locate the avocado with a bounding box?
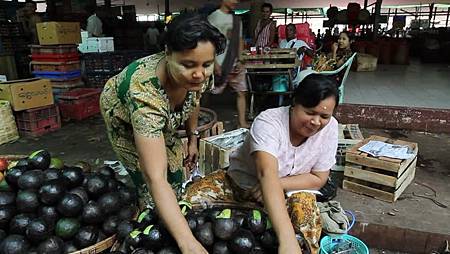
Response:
[118,205,138,221]
[74,226,98,249]
[62,167,84,188]
[213,209,237,241]
[26,219,51,243]
[228,229,255,254]
[5,167,27,188]
[29,150,51,170]
[68,187,89,205]
[97,192,121,215]
[57,193,83,217]
[17,170,45,190]
[43,169,63,182]
[186,215,197,232]
[156,246,181,254]
[245,210,266,235]
[125,229,143,248]
[212,241,231,254]
[16,190,39,213]
[62,241,77,253]
[98,166,115,178]
[118,186,137,204]
[49,157,64,170]
[106,179,119,192]
[0,234,30,254]
[195,214,206,227]
[9,213,35,234]
[260,229,278,252]
[83,174,108,199]
[38,206,59,230]
[38,180,66,205]
[81,201,103,225]
[131,248,155,254]
[0,179,11,192]
[0,205,16,229]
[116,220,135,241]
[74,161,91,173]
[136,209,157,229]
[15,158,33,170]
[141,225,164,251]
[204,208,221,222]
[0,229,5,242]
[37,236,64,254]
[0,191,15,206]
[55,218,80,240]
[102,215,120,236]
[194,221,214,248]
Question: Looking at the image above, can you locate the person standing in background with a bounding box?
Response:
[86,5,103,37]
[21,1,42,44]
[144,22,161,52]
[253,3,276,48]
[208,0,250,128]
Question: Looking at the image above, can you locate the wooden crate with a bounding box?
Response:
[334,124,364,171]
[199,128,249,175]
[343,135,418,203]
[240,48,299,69]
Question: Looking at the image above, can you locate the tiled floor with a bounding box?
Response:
[344,61,450,109]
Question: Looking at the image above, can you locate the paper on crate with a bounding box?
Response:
[358,141,415,160]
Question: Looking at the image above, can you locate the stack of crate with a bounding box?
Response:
[30,45,84,100]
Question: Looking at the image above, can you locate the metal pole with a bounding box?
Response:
[433,6,437,28]
[284,8,287,25]
[165,0,170,21]
[446,7,449,27]
[373,0,383,40]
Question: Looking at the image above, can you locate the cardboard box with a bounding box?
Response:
[37,22,81,45]
[0,78,54,111]
[356,53,378,72]
[78,37,114,53]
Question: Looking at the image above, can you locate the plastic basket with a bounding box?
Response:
[58,88,102,120]
[320,211,369,254]
[15,105,61,137]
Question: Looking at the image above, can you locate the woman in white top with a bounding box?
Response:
[185,74,339,254]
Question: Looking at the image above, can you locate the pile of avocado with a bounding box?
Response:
[0,150,138,254]
[111,205,311,254]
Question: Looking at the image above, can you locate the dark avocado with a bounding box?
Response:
[62,167,84,188]
[213,209,237,241]
[97,192,121,215]
[0,191,15,206]
[204,208,221,222]
[186,215,197,231]
[245,210,266,235]
[195,214,206,227]
[55,218,80,240]
[260,229,278,253]
[56,193,83,217]
[28,150,51,170]
[62,241,77,253]
[125,229,143,248]
[5,167,27,188]
[106,179,119,192]
[17,170,45,190]
[136,209,156,229]
[73,226,98,249]
[25,219,51,243]
[131,248,154,254]
[9,213,35,234]
[118,186,137,204]
[157,246,180,254]
[38,206,59,230]
[81,201,103,225]
[141,225,164,251]
[228,229,255,254]
[49,157,64,170]
[38,180,66,205]
[43,169,63,182]
[212,241,231,254]
[194,222,214,248]
[0,229,6,242]
[118,205,138,221]
[102,215,120,236]
[15,158,33,170]
[83,174,108,199]
[37,236,64,254]
[0,205,16,229]
[98,166,115,178]
[116,220,135,241]
[68,187,89,205]
[16,190,40,213]
[0,234,30,254]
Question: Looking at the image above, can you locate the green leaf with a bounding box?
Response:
[137,209,149,223]
[266,219,272,229]
[216,209,232,219]
[178,200,193,209]
[253,210,262,222]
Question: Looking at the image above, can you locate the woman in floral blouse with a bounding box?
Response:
[100,12,225,254]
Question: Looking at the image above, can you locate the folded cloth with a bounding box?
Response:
[317,200,349,234]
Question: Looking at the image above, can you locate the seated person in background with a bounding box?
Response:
[314,31,353,72]
[279,23,313,87]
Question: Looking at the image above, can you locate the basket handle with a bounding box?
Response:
[345,210,356,233]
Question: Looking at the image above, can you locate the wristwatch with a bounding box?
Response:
[187,130,199,137]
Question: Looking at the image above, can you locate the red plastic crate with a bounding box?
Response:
[57,88,102,120]
[15,105,61,137]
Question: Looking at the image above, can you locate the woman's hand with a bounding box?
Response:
[279,240,303,254]
[179,238,209,254]
[331,42,338,54]
[184,140,198,171]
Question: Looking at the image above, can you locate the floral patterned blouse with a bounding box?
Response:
[100,52,212,207]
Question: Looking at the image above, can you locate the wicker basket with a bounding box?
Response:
[0,100,19,145]
[69,234,116,254]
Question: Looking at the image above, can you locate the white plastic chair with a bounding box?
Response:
[297,52,357,104]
